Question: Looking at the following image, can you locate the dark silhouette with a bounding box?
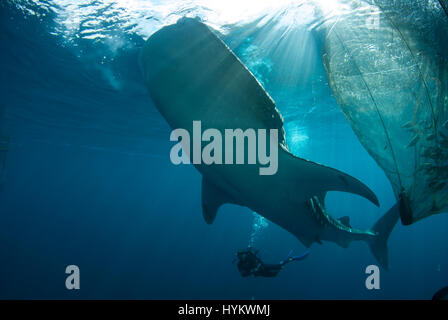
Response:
[235,248,310,278]
[433,286,448,300]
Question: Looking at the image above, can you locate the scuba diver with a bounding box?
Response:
[235,247,310,278]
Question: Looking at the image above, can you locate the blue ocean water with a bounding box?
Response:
[0,0,447,299]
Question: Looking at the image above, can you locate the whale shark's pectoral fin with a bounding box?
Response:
[202,177,239,224]
[280,146,379,207]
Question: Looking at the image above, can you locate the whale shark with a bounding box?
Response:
[139,18,399,269]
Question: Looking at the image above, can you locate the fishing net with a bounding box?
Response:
[321,0,448,224]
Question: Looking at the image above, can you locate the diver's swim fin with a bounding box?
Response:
[282,250,310,266]
[290,250,310,262]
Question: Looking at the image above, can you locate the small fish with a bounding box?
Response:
[422,163,435,173]
[440,139,448,148]
[423,119,435,130]
[427,146,443,158]
[401,121,414,129]
[423,148,434,157]
[430,152,440,158]
[429,179,438,188]
[429,179,445,191]
[406,134,420,148]
[435,182,446,192]
[426,133,436,141]
[442,119,448,129]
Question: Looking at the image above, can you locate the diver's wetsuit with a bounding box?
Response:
[236,248,310,278]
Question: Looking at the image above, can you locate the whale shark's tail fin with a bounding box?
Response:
[368,203,400,270]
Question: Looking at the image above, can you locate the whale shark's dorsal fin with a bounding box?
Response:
[202,177,238,224]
